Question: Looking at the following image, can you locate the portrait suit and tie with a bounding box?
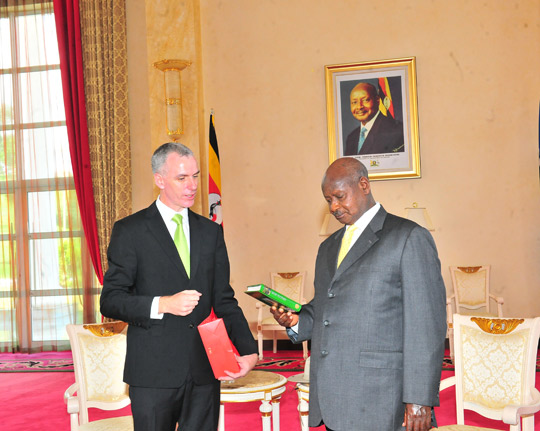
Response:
[271,157,446,431]
[100,142,258,431]
[343,82,405,156]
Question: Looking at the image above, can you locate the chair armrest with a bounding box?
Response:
[439,376,456,392]
[65,383,81,430]
[489,294,504,304]
[489,294,504,317]
[64,382,80,414]
[502,388,540,425]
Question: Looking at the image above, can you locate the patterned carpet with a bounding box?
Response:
[254,356,306,372]
[0,355,74,373]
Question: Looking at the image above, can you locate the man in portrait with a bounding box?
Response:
[344,81,404,156]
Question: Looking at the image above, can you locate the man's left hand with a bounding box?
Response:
[219,353,258,381]
[402,403,432,431]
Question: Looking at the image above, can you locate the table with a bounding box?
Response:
[219,371,287,431]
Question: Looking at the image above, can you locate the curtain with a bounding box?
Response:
[0,0,99,352]
[78,0,131,273]
[52,0,103,285]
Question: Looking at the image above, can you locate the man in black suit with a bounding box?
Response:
[344,82,404,156]
[100,142,258,431]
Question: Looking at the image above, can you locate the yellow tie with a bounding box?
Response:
[172,214,190,277]
[337,225,357,267]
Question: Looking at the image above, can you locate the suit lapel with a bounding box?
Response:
[144,202,188,278]
[361,115,383,154]
[187,210,201,280]
[324,227,344,279]
[331,206,387,282]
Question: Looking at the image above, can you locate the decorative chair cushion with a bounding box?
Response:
[78,333,128,402]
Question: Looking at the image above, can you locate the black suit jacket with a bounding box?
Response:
[344,113,404,156]
[100,202,257,388]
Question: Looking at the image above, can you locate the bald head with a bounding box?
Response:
[322,157,369,188]
[322,158,375,225]
[351,82,378,99]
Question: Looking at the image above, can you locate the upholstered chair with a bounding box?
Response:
[436,314,540,431]
[65,321,132,431]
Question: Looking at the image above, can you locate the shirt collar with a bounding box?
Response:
[348,202,381,233]
[156,196,189,222]
[362,110,380,132]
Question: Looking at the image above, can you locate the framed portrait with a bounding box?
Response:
[325,57,420,180]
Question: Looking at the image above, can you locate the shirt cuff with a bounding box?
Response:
[150,296,164,319]
[289,322,299,333]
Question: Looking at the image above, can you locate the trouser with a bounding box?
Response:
[129,376,220,431]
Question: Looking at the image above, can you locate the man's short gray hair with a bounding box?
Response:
[151,142,194,174]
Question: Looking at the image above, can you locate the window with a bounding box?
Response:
[0,1,99,352]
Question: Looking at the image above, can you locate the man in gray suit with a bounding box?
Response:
[271,157,446,431]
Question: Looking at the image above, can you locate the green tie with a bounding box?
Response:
[337,225,357,267]
[172,214,190,277]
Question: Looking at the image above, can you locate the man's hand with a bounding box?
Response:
[220,353,258,381]
[402,403,432,431]
[158,290,201,316]
[269,306,299,327]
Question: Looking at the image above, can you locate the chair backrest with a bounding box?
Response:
[67,321,130,425]
[452,314,540,424]
[270,272,306,304]
[449,266,490,312]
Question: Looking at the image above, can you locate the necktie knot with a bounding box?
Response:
[337,225,357,267]
[172,213,183,225]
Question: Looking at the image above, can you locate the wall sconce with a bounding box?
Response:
[319,213,343,237]
[153,59,192,141]
[405,202,434,231]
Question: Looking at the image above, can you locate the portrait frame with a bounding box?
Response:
[325,57,420,180]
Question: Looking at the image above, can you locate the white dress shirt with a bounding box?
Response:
[150,197,191,319]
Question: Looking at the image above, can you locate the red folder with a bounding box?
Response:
[198,313,240,379]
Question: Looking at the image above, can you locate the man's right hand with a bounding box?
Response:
[159,290,202,316]
[270,306,299,327]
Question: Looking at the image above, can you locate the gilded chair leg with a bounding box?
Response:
[271,396,282,431]
[260,400,272,431]
[218,403,225,431]
[521,415,534,431]
[257,328,264,360]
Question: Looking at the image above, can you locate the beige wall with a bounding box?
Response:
[128,0,540,334]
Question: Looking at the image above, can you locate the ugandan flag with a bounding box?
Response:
[378,77,395,119]
[208,113,223,225]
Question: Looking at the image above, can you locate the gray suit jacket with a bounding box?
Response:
[289,206,446,430]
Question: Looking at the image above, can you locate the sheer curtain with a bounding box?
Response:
[0,0,99,353]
